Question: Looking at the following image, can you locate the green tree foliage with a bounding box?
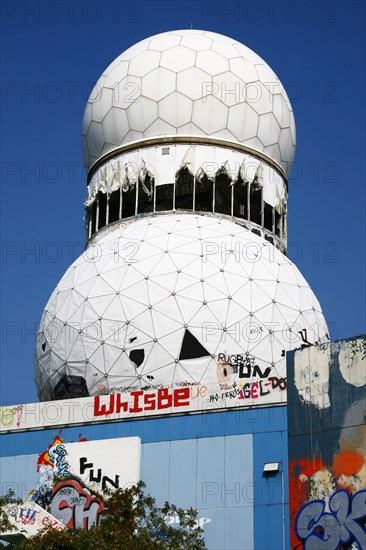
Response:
[0,490,22,535]
[1,482,206,550]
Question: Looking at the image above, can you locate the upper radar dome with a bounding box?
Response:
[82,30,296,176]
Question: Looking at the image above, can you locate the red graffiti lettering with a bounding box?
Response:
[173,387,190,406]
[251,382,259,399]
[129,391,144,413]
[93,387,191,417]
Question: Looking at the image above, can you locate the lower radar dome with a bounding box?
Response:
[35,215,328,401]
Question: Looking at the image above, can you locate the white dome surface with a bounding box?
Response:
[82,30,296,175]
[35,215,326,400]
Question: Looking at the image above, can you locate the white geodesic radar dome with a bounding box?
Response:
[35,215,327,400]
[82,30,296,175]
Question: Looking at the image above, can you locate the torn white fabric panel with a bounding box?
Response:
[194,146,217,181]
[216,159,233,182]
[195,166,206,182]
[262,165,276,207]
[139,159,154,200]
[252,163,264,190]
[139,159,148,182]
[178,146,195,175]
[122,162,138,191]
[275,172,286,212]
[214,148,232,178]
[99,166,108,194]
[89,173,98,196]
[110,160,121,192]
[238,158,250,185]
[275,188,283,213]
[244,157,260,183]
[120,151,139,190]
[153,146,177,186]
[85,185,97,207]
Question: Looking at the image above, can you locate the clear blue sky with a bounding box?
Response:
[1,0,365,406]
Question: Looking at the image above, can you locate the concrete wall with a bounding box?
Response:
[287,336,366,550]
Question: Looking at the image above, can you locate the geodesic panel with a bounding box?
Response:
[126,97,158,132]
[229,58,258,83]
[159,92,193,127]
[91,88,113,123]
[129,50,161,77]
[211,41,239,59]
[213,72,246,107]
[192,95,228,134]
[249,82,274,115]
[35,215,328,401]
[82,30,296,176]
[177,67,212,101]
[149,33,181,51]
[112,76,141,110]
[104,61,129,90]
[258,113,281,146]
[102,108,129,145]
[228,103,258,141]
[181,34,212,51]
[160,46,196,72]
[278,128,293,165]
[144,119,176,138]
[87,122,105,159]
[196,49,229,76]
[141,67,176,102]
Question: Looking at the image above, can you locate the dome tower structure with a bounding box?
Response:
[35,30,328,401]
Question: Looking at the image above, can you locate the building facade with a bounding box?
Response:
[3,30,361,550]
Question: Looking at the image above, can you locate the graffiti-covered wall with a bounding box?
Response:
[287,336,366,550]
[0,406,289,550]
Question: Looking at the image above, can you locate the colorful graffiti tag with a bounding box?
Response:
[1,352,290,436]
[295,489,366,549]
[29,434,106,529]
[49,479,104,530]
[26,435,141,531]
[31,434,70,508]
[2,501,65,538]
[287,337,366,550]
[0,405,24,428]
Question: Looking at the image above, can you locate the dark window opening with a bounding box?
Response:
[98,192,107,230]
[156,183,173,211]
[250,186,262,225]
[265,234,274,244]
[122,184,136,218]
[179,329,210,360]
[264,202,274,232]
[91,202,97,235]
[233,177,248,220]
[214,171,232,216]
[53,375,89,400]
[251,227,261,237]
[129,349,145,368]
[195,175,213,212]
[138,175,154,214]
[275,210,281,236]
[109,189,120,223]
[175,168,194,210]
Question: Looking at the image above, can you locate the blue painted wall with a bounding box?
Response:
[0,407,289,549]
